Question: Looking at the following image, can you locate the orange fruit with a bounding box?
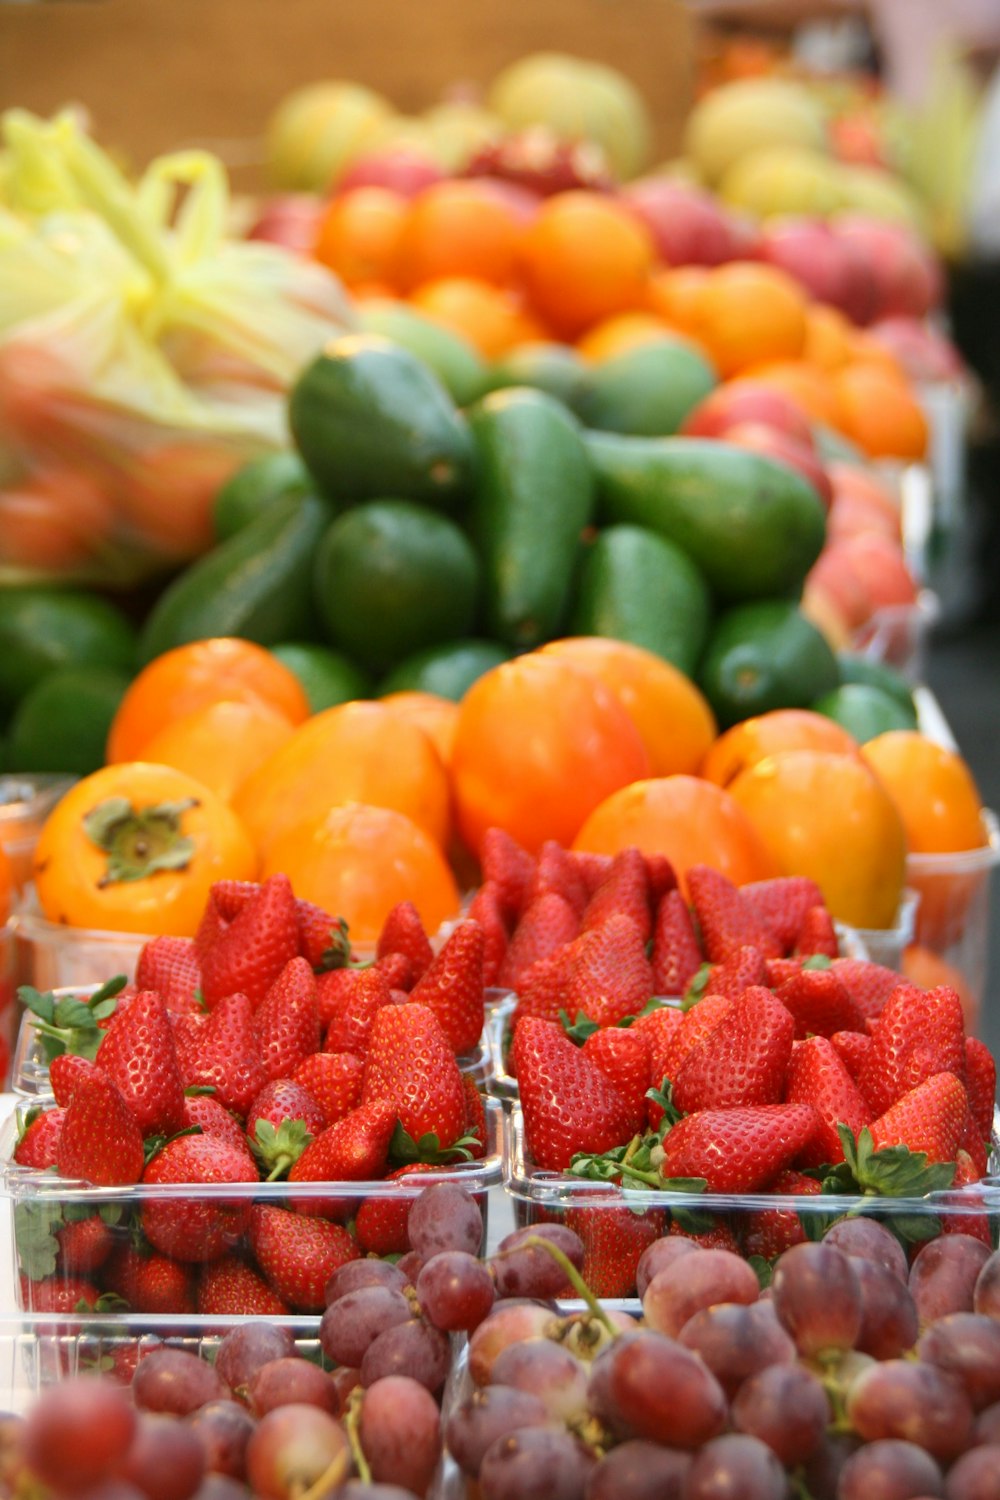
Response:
[409,276,546,359]
[726,748,907,930]
[261,802,461,949]
[107,638,310,765]
[378,690,459,770]
[572,775,777,895]
[312,186,408,288]
[688,263,807,378]
[450,653,651,857]
[32,762,258,936]
[646,266,711,337]
[537,637,717,777]
[700,708,862,789]
[860,731,988,855]
[232,699,452,858]
[517,190,656,339]
[394,180,523,290]
[576,311,678,363]
[832,364,928,460]
[138,699,297,805]
[736,360,841,429]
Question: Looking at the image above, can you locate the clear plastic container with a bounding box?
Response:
[0,777,75,897]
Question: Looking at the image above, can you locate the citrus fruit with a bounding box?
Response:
[700,708,861,788]
[138,699,298,805]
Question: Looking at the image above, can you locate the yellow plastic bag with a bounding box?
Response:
[0,110,354,585]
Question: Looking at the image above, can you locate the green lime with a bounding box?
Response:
[836,651,917,713]
[487,342,590,412]
[813,682,918,741]
[270,641,372,713]
[212,451,313,542]
[6,666,132,776]
[0,588,136,711]
[377,638,512,701]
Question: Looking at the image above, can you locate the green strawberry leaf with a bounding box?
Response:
[14,1200,65,1280]
[251,1118,314,1181]
[749,1254,774,1290]
[389,1124,480,1166]
[559,1010,600,1046]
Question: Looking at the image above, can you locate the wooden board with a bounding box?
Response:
[0,0,695,186]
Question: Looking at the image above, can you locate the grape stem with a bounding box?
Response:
[518,1235,618,1337]
[344,1389,372,1485]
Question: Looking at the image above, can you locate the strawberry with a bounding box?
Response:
[794,904,840,960]
[651,890,704,996]
[288,1099,398,1212]
[740,876,826,955]
[772,967,865,1040]
[568,849,614,898]
[564,1205,666,1299]
[498,892,580,992]
[96,988,188,1136]
[524,840,590,918]
[784,1035,873,1168]
[480,827,536,924]
[197,1257,291,1317]
[362,1004,467,1151]
[465,882,509,989]
[462,1075,488,1159]
[581,1027,650,1136]
[295,899,347,971]
[964,1036,997,1144]
[294,1052,364,1126]
[700,945,768,1002]
[581,848,652,942]
[830,1029,873,1083]
[323,966,394,1056]
[246,1078,327,1179]
[182,1095,254,1160]
[253,957,320,1082]
[249,1204,359,1312]
[20,1275,100,1314]
[14,1106,65,1168]
[353,1163,439,1255]
[56,1216,114,1275]
[867,1071,969,1165]
[375,901,434,984]
[740,1171,822,1261]
[200,873,300,1010]
[50,1053,96,1107]
[687,865,781,962]
[56,1073,144,1187]
[513,943,577,1027]
[511,1016,635,1172]
[659,1103,823,1193]
[561,914,654,1029]
[141,1135,258,1261]
[177,992,268,1121]
[408,919,485,1055]
[858,984,967,1117]
[672,985,795,1115]
[134,936,202,1013]
[132,1255,197,1315]
[830,958,904,1023]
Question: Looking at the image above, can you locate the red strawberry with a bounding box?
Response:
[294,1052,364,1126]
[794,904,840,960]
[132,1255,197,1315]
[568,849,614,898]
[480,827,536,924]
[362,1004,467,1150]
[182,1095,254,1159]
[512,943,577,1027]
[659,1103,822,1193]
[14,1106,65,1168]
[134,936,202,1013]
[581,848,652,942]
[964,1037,997,1144]
[97,988,188,1136]
[462,1075,488,1159]
[784,1035,873,1168]
[253,957,321,1082]
[20,1275,100,1314]
[141,1135,258,1261]
[511,1016,635,1172]
[524,840,590,918]
[177,992,267,1120]
[465,882,509,989]
[564,1206,666,1299]
[200,873,300,1010]
[56,1073,144,1187]
[651,890,704,996]
[687,865,781,962]
[246,1079,327,1178]
[498,892,580,991]
[740,876,826,954]
[197,1257,291,1316]
[858,984,967,1117]
[701,945,768,1002]
[409,919,485,1055]
[323,966,394,1056]
[295,899,347,971]
[830,958,904,1023]
[353,1163,439,1255]
[672,985,795,1115]
[56,1216,114,1275]
[772,967,866,1040]
[50,1053,96,1108]
[740,1170,822,1261]
[288,1099,398,1211]
[868,1071,969,1164]
[562,914,654,1029]
[830,1029,873,1083]
[249,1204,359,1312]
[581,1027,650,1135]
[375,900,434,984]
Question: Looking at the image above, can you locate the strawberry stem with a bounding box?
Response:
[344,1389,371,1484]
[519,1235,617,1337]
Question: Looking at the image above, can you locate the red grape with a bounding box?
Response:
[642,1249,759,1338]
[635,1235,702,1299]
[854,1258,919,1360]
[916,1312,1000,1410]
[445,1384,550,1476]
[771,1241,863,1356]
[489,1225,586,1299]
[588,1329,727,1449]
[491,1341,588,1427]
[214,1324,295,1393]
[944,1443,1000,1498]
[407,1182,484,1258]
[478,1424,596,1500]
[469,1303,555,1386]
[730,1361,830,1465]
[122,1415,206,1500]
[22,1376,137,1491]
[358,1375,440,1495]
[319,1285,412,1368]
[909,1235,992,1328]
[846,1357,974,1462]
[244,1404,349,1500]
[360,1317,451,1393]
[824,1218,909,1282]
[583,1438,691,1498]
[682,1433,787,1499]
[187,1401,255,1481]
[416,1250,496,1331]
[133,1349,230,1416]
[836,1437,944,1499]
[676,1300,794,1397]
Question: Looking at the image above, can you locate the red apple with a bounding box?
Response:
[337,147,446,198]
[246,193,325,254]
[681,380,815,449]
[760,216,869,320]
[722,422,833,510]
[867,316,964,384]
[621,178,738,267]
[831,215,943,322]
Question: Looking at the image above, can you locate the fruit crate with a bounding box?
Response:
[0,1096,504,1317]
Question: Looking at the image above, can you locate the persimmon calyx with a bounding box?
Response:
[83,796,199,885]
